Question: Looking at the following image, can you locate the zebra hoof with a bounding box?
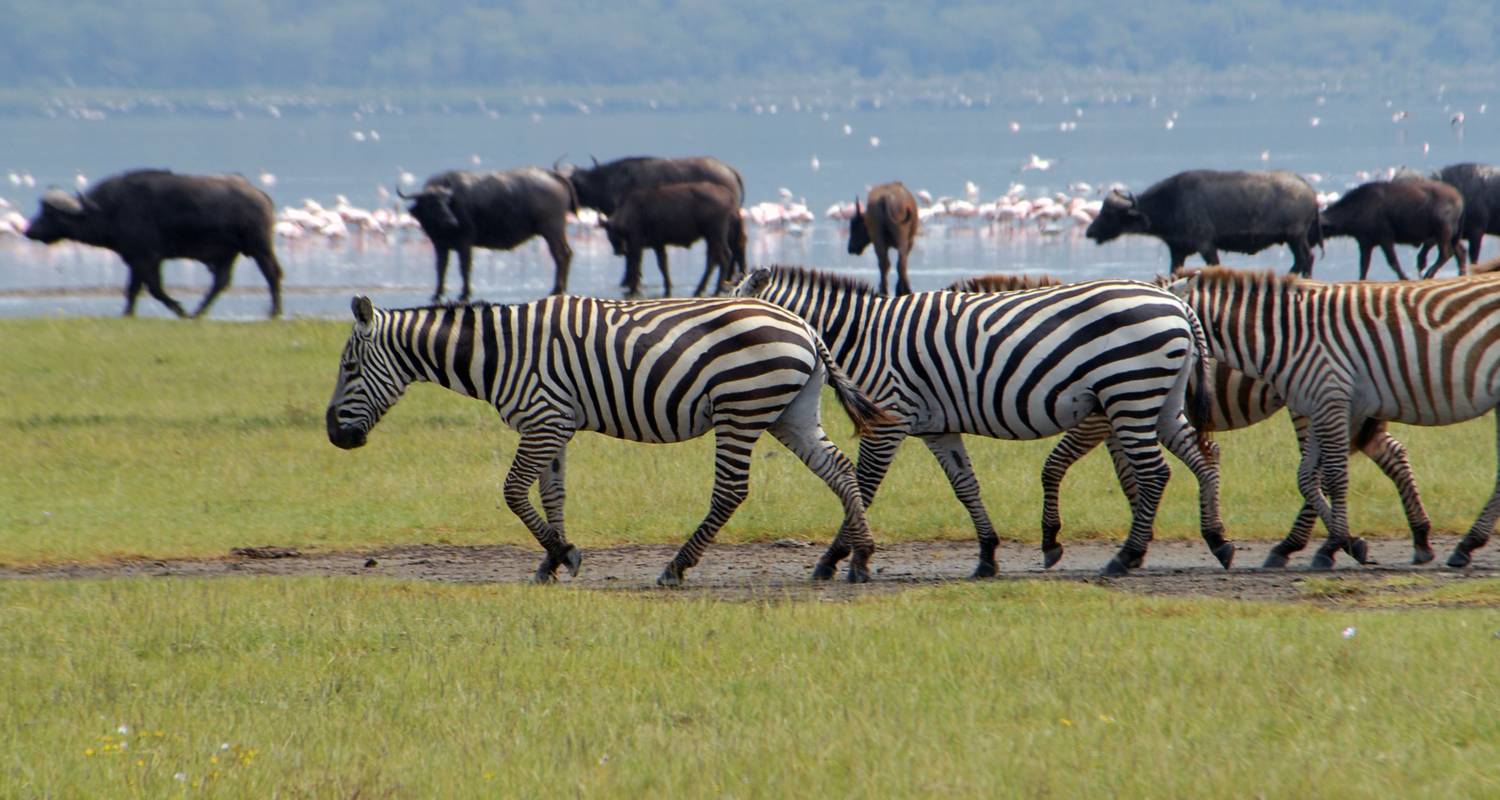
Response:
[1100,556,1131,577]
[532,564,558,584]
[1042,545,1064,570]
[810,562,837,581]
[1412,546,1435,565]
[1446,549,1472,569]
[971,560,998,579]
[1211,541,1235,569]
[1348,538,1373,565]
[1128,553,1145,570]
[657,565,685,587]
[563,546,583,577]
[1310,552,1337,571]
[846,566,871,584]
[1262,551,1290,569]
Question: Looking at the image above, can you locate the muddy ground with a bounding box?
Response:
[3,535,1498,605]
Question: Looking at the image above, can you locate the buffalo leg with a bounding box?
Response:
[123,271,145,317]
[1416,242,1434,278]
[1199,248,1221,266]
[1379,240,1409,281]
[1168,244,1192,274]
[250,250,284,317]
[542,228,572,295]
[1467,223,1485,263]
[192,256,237,318]
[622,248,644,297]
[875,247,892,295]
[1290,236,1314,277]
[133,258,188,318]
[457,246,474,302]
[432,249,450,302]
[894,245,912,295]
[1357,242,1375,281]
[654,245,672,296]
[694,237,728,297]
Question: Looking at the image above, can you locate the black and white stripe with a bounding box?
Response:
[325,294,888,584]
[954,272,1433,568]
[1171,267,1500,568]
[738,265,1225,576]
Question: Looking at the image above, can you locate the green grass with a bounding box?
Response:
[4,317,1499,563]
[2,577,1498,798]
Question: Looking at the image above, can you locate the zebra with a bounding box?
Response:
[736,265,1228,577]
[325,294,890,585]
[952,272,1434,568]
[1169,267,1500,569]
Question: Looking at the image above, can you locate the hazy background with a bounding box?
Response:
[2,1,1497,317]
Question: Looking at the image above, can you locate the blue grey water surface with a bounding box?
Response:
[1,89,1495,319]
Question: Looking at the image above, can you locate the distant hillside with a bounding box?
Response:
[5,0,1497,89]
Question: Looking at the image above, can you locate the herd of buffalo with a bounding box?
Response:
[19,157,1500,318]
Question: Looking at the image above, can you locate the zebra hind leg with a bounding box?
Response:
[1160,411,1234,569]
[1447,413,1500,567]
[659,424,761,586]
[1099,417,1171,577]
[1039,419,1112,569]
[921,433,1001,578]
[773,421,877,583]
[1360,426,1433,564]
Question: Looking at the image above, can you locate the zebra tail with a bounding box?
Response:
[812,335,896,436]
[1182,305,1216,458]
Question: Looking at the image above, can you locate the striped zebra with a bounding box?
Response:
[952,272,1434,568]
[325,294,889,585]
[736,265,1228,576]
[1170,267,1500,568]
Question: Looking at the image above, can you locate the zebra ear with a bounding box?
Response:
[351,295,374,327]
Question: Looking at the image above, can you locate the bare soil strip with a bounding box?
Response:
[3,536,1498,605]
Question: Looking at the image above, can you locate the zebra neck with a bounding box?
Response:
[1192,286,1310,384]
[379,304,517,401]
[785,289,890,368]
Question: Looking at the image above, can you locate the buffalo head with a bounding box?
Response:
[564,157,612,213]
[1085,189,1149,243]
[399,185,461,234]
[601,215,627,256]
[25,189,97,245]
[847,197,870,255]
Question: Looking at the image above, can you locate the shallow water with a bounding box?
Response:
[1,91,1494,318]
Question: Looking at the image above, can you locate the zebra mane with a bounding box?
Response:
[759,264,881,297]
[947,273,1064,292]
[1187,267,1300,292]
[385,299,499,315]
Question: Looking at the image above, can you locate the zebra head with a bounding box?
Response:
[326,296,411,450]
[733,267,775,300]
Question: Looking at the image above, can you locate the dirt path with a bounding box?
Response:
[3,536,1498,604]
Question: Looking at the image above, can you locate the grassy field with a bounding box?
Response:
[3,577,1498,797]
[4,316,1499,564]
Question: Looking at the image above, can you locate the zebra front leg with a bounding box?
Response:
[1041,418,1113,569]
[659,424,761,586]
[814,424,907,579]
[921,433,1001,578]
[1448,413,1500,567]
[772,422,877,583]
[1160,411,1234,568]
[503,428,581,582]
[1267,413,1320,568]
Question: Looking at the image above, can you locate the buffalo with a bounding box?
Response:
[563,155,744,215]
[1086,170,1320,276]
[1434,163,1500,264]
[849,182,920,295]
[1320,178,1466,280]
[400,167,576,301]
[24,169,283,318]
[603,182,745,297]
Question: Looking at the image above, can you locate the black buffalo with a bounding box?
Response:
[849,182,920,295]
[1086,170,1321,276]
[24,169,283,318]
[400,167,577,301]
[603,182,745,297]
[1320,178,1466,280]
[1434,163,1500,264]
[564,155,744,215]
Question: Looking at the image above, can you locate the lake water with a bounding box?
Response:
[1,88,1496,319]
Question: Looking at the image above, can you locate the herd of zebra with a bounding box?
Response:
[325,264,1500,585]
